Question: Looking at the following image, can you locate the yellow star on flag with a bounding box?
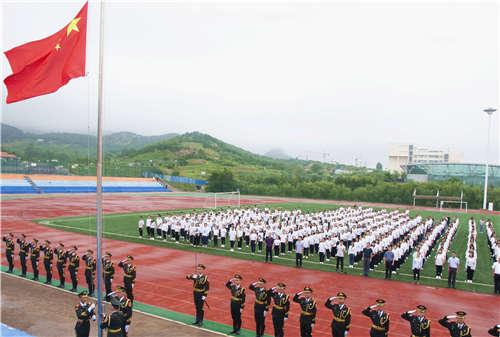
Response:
[67,17,81,36]
[55,43,61,51]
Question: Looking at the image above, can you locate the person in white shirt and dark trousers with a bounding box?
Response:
[493,256,500,294]
[435,249,445,279]
[447,252,460,288]
[336,241,346,273]
[465,250,476,283]
[412,251,423,283]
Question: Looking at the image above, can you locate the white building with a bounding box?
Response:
[388,143,463,173]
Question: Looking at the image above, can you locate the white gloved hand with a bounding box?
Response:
[263,311,267,317]
[370,305,378,309]
[446,315,456,319]
[407,310,416,314]
[240,308,243,313]
[202,296,206,301]
[284,317,288,321]
[297,291,303,296]
[271,287,277,291]
[344,331,348,337]
[497,324,500,328]
[311,323,314,328]
[88,303,96,312]
[131,283,134,289]
[91,315,96,321]
[329,296,337,301]
[192,274,198,279]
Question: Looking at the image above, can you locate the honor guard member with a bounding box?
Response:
[118,255,136,301]
[362,299,390,337]
[268,282,290,337]
[29,238,40,280]
[102,252,115,301]
[325,292,351,337]
[226,274,246,335]
[2,233,15,273]
[40,240,54,284]
[438,311,472,337]
[55,243,68,288]
[68,246,80,291]
[75,290,96,337]
[249,278,271,337]
[100,296,125,337]
[293,286,317,337]
[117,286,133,337]
[401,305,430,337]
[488,324,500,336]
[16,234,29,277]
[82,249,96,296]
[186,264,210,326]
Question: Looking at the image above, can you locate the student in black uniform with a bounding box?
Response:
[16,234,29,277]
[75,290,96,337]
[102,252,115,301]
[40,240,54,284]
[438,311,472,337]
[401,305,430,337]
[54,243,68,288]
[186,264,210,327]
[118,255,136,301]
[293,286,317,337]
[249,278,271,337]
[82,249,96,296]
[362,299,390,337]
[268,282,290,337]
[29,238,40,280]
[3,233,15,273]
[226,274,246,335]
[100,297,125,337]
[325,292,351,337]
[68,245,80,291]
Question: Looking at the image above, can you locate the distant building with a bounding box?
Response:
[388,143,462,173]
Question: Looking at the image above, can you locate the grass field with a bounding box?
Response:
[35,202,500,294]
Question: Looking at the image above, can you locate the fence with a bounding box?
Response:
[142,172,207,185]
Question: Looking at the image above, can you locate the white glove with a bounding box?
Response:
[370,305,378,309]
[497,324,500,328]
[311,323,314,328]
[344,331,348,337]
[263,311,267,317]
[192,274,198,279]
[297,291,303,296]
[329,296,337,301]
[132,283,134,289]
[271,287,277,291]
[91,315,96,321]
[88,303,95,312]
[407,310,416,314]
[447,315,456,319]
[202,296,206,301]
[284,317,288,321]
[240,308,243,313]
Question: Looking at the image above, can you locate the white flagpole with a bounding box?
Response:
[96,1,105,336]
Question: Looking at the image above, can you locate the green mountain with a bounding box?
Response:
[0,123,178,160]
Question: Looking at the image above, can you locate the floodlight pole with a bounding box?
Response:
[483,108,496,210]
[96,1,106,336]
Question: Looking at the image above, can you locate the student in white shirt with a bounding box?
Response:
[435,249,445,279]
[493,256,500,294]
[250,230,257,254]
[348,243,356,268]
[336,241,346,273]
[318,238,326,264]
[221,225,227,247]
[229,226,236,252]
[465,250,476,283]
[146,215,154,240]
[412,251,423,283]
[138,216,144,238]
[274,236,281,257]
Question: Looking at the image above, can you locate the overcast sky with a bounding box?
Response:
[1,1,498,167]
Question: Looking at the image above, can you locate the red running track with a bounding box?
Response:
[1,195,498,337]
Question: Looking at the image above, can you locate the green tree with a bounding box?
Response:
[376,162,383,170]
[206,168,237,192]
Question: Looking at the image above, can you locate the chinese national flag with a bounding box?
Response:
[4,2,88,104]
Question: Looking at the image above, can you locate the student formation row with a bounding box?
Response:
[185,264,500,337]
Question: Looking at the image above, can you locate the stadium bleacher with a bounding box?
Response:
[0,174,171,194]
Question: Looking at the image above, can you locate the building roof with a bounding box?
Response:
[0,152,16,158]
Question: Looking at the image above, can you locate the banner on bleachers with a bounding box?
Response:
[142,172,207,185]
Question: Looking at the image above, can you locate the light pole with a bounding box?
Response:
[483,108,496,209]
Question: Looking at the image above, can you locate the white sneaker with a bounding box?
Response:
[231,249,234,252]
[238,248,241,250]
[221,245,225,247]
[326,259,330,262]
[320,262,324,264]
[150,238,154,240]
[350,265,353,268]
[175,242,179,244]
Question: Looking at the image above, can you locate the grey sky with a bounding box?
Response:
[1,1,498,167]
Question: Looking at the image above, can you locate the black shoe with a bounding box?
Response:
[21,274,26,277]
[34,277,39,281]
[44,281,49,284]
[58,284,65,288]
[191,321,199,325]
[89,292,94,297]
[229,331,236,335]
[7,270,13,273]
[70,288,77,292]
[235,331,240,335]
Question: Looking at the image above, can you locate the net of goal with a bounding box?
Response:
[204,191,241,209]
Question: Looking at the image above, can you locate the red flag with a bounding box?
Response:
[4,2,88,104]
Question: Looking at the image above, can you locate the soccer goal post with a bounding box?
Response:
[206,191,241,209]
[440,200,468,213]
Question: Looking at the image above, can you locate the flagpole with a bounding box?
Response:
[96,1,106,336]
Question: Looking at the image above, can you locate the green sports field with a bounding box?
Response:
[35,202,500,294]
